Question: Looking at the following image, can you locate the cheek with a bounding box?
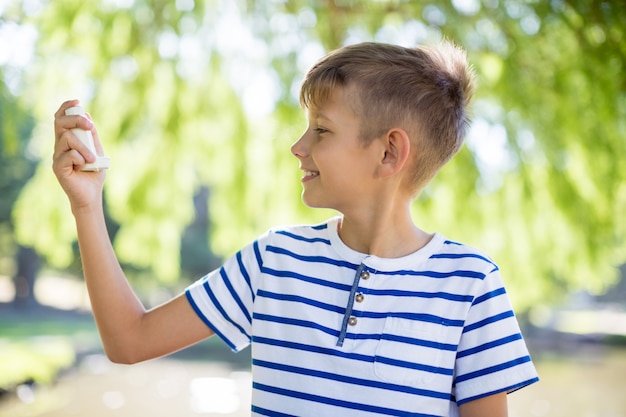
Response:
[310,142,334,164]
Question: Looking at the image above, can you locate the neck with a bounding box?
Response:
[337,205,431,258]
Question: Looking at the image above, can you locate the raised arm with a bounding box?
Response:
[52,100,213,364]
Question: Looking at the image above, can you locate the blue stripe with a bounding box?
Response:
[253,336,370,362]
[374,269,486,279]
[345,331,456,351]
[252,382,440,417]
[185,290,238,351]
[472,287,506,306]
[257,290,345,314]
[275,230,331,245]
[202,280,250,341]
[259,266,353,291]
[266,245,358,269]
[236,251,254,301]
[311,223,328,230]
[506,376,541,394]
[253,313,340,338]
[457,333,523,358]
[220,268,252,325]
[357,311,464,327]
[253,240,263,268]
[253,359,451,400]
[456,355,533,383]
[463,310,514,333]
[374,356,453,376]
[430,252,494,264]
[457,376,540,405]
[380,333,458,351]
[251,405,295,416]
[365,288,473,302]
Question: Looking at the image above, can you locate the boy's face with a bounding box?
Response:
[291,87,383,213]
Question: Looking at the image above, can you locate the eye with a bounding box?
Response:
[314,127,329,135]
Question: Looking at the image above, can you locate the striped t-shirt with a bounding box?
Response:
[186,217,539,416]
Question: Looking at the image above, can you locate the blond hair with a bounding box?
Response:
[300,40,476,192]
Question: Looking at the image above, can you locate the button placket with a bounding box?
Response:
[337,263,371,347]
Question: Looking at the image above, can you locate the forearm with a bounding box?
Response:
[73,201,146,361]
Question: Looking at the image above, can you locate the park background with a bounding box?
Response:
[1,0,625,415]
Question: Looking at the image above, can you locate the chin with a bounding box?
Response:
[302,199,323,209]
[301,193,329,209]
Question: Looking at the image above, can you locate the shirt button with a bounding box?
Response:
[355,293,364,303]
[348,317,358,326]
[360,270,370,280]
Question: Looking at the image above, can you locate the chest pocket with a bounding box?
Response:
[374,316,446,387]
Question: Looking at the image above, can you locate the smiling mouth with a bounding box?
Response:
[301,170,319,183]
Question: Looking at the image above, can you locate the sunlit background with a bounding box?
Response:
[1,0,625,416]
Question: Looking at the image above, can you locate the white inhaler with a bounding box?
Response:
[65,106,110,171]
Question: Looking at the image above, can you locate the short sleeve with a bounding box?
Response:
[185,235,266,352]
[453,269,539,404]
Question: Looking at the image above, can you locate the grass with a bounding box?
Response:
[0,304,100,390]
[0,338,75,388]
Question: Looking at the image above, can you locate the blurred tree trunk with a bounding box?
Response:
[12,245,40,308]
[181,186,222,279]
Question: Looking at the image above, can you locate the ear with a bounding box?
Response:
[378,128,411,178]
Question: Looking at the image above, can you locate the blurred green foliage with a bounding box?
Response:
[0,81,36,273]
[1,0,624,310]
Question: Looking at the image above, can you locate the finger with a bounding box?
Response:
[54,117,95,147]
[85,112,106,156]
[54,101,94,140]
[91,123,106,156]
[54,130,96,163]
[53,147,88,176]
[54,99,80,119]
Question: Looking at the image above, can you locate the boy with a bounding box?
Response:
[53,41,538,416]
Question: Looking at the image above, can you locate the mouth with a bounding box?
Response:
[301,170,319,182]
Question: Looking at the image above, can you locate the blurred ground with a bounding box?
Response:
[1,356,252,417]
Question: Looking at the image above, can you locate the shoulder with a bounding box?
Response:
[256,217,337,251]
[268,219,333,239]
[429,235,499,278]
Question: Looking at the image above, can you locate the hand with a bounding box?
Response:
[52,99,106,212]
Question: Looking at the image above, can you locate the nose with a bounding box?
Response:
[291,130,310,159]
